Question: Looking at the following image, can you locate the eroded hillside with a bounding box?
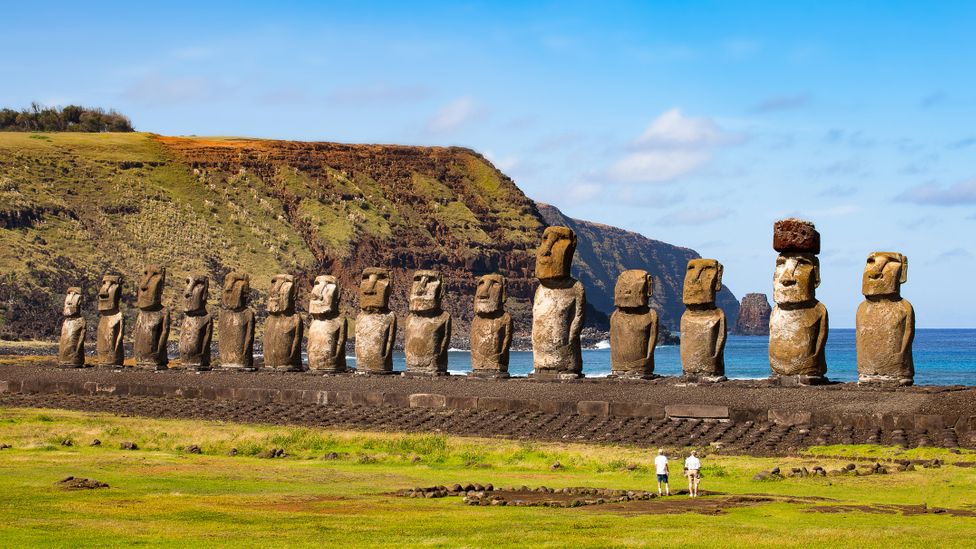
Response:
[0,132,735,345]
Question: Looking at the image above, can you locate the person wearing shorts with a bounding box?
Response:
[654,448,670,496]
[684,450,701,497]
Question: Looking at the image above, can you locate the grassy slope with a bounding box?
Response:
[1,408,974,547]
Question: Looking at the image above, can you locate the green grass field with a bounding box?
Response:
[1,407,974,547]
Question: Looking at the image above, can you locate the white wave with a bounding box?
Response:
[592,339,611,349]
[447,348,470,352]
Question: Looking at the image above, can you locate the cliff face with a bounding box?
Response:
[0,132,734,346]
[536,203,739,330]
[732,293,771,336]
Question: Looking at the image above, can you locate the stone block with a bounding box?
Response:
[665,404,729,419]
[95,383,125,396]
[21,379,57,394]
[609,402,666,418]
[537,400,575,415]
[334,391,369,406]
[211,387,236,401]
[409,393,447,408]
[768,409,813,426]
[383,393,410,408]
[279,389,305,404]
[234,388,276,403]
[83,382,98,395]
[479,397,539,413]
[881,414,916,431]
[914,414,944,433]
[0,381,10,394]
[730,408,765,423]
[954,416,976,434]
[445,396,479,410]
[577,401,610,416]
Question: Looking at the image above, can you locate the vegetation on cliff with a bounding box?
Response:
[0,104,133,133]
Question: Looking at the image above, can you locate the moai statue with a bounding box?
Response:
[308,275,347,373]
[610,270,658,379]
[532,226,585,379]
[134,265,170,370]
[679,259,727,381]
[769,219,828,384]
[178,275,213,371]
[404,270,452,375]
[218,272,255,370]
[355,268,397,374]
[58,287,87,367]
[856,252,915,385]
[469,274,512,378]
[263,274,304,371]
[95,274,124,367]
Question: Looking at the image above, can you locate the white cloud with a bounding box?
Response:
[636,108,726,147]
[425,96,481,133]
[483,151,520,173]
[567,183,602,203]
[121,73,230,104]
[608,108,740,184]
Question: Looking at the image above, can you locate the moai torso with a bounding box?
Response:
[134,266,170,369]
[856,252,915,384]
[470,273,511,377]
[610,270,659,378]
[768,219,828,382]
[532,280,585,374]
[679,260,726,380]
[405,270,451,375]
[532,226,585,378]
[178,275,213,370]
[95,275,124,367]
[263,274,304,371]
[58,287,86,367]
[218,273,255,370]
[355,268,396,374]
[308,275,347,373]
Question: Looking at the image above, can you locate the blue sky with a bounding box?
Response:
[3,1,975,327]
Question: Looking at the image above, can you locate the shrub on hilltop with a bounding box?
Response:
[0,103,133,132]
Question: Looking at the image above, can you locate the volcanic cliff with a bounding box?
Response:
[0,132,736,346]
[732,293,772,336]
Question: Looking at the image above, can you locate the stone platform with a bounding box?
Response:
[1,363,974,453]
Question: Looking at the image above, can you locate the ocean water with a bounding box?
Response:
[347,329,976,386]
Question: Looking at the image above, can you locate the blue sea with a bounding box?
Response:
[348,329,976,386]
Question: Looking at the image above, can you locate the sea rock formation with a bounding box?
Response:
[769,219,828,384]
[58,287,86,367]
[355,268,397,374]
[178,275,213,371]
[732,293,772,336]
[308,275,347,373]
[679,259,727,381]
[134,265,170,370]
[218,272,255,370]
[263,274,304,371]
[469,274,512,378]
[95,274,124,367]
[531,226,585,379]
[610,270,658,379]
[856,252,915,385]
[405,270,451,375]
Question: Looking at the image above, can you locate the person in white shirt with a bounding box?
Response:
[684,450,702,497]
[653,448,670,496]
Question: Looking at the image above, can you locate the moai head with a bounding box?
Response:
[474,274,506,315]
[221,272,250,310]
[183,275,209,314]
[535,226,577,281]
[409,270,443,313]
[360,268,392,310]
[615,269,653,309]
[683,259,723,306]
[267,274,296,314]
[136,265,166,310]
[773,254,820,305]
[309,275,339,315]
[862,252,907,298]
[63,287,82,317]
[97,275,123,313]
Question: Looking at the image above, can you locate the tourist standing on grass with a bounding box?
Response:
[654,448,671,496]
[684,450,701,497]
